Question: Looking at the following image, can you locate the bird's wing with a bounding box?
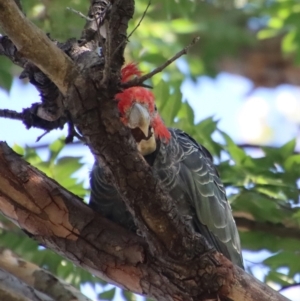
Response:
[158,129,244,268]
[89,163,136,230]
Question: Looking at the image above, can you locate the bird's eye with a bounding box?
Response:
[154,105,158,112]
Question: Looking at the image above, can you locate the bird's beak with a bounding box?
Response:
[127,102,151,139]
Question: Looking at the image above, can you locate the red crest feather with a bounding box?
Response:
[152,115,171,141]
[121,63,142,83]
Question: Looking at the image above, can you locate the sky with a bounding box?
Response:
[0,74,299,300]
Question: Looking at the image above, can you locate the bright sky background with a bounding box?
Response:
[0,73,299,301]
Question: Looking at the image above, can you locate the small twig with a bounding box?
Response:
[66,7,93,21]
[36,130,50,142]
[0,107,67,131]
[122,37,200,89]
[140,83,153,89]
[128,0,151,40]
[111,0,151,60]
[0,109,24,121]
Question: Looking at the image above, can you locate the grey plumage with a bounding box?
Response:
[90,128,244,268]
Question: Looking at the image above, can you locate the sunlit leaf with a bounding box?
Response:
[98,288,116,300]
[219,131,247,165]
[122,290,137,301]
[0,57,13,91]
[49,138,65,162]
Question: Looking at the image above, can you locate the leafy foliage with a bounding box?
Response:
[99,288,116,300]
[13,138,86,198]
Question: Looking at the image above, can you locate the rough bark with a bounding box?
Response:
[0,268,54,301]
[0,142,290,301]
[0,142,195,300]
[0,0,292,301]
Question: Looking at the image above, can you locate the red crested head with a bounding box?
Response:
[116,63,170,143]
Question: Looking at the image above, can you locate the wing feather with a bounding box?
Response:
[155,128,244,268]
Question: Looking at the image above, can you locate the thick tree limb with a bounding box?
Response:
[0,268,54,301]
[0,248,92,301]
[235,216,300,241]
[0,0,77,95]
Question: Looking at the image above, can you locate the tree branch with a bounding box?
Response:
[234,216,300,241]
[0,0,77,95]
[0,109,24,121]
[0,106,66,131]
[0,248,92,301]
[0,268,54,301]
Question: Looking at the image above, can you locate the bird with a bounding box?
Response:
[89,63,244,269]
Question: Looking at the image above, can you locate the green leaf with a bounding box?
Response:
[0,56,13,90]
[34,161,52,176]
[57,260,74,281]
[12,144,25,156]
[279,139,296,158]
[155,80,170,113]
[159,88,182,126]
[122,290,137,301]
[53,157,83,180]
[195,117,218,135]
[49,138,65,162]
[177,101,194,125]
[240,231,299,254]
[23,146,43,165]
[98,288,116,300]
[219,131,247,165]
[284,154,300,171]
[261,141,296,166]
[265,270,294,287]
[232,191,289,224]
[192,117,222,157]
[264,252,300,277]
